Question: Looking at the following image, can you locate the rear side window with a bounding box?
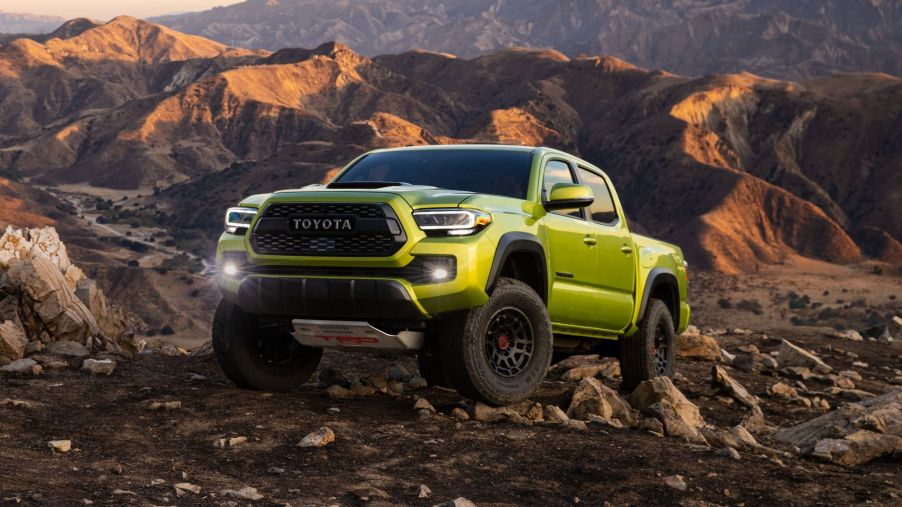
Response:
[578,167,618,225]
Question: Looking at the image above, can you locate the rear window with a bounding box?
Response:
[333,148,534,199]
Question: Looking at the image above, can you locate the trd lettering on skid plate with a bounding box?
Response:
[314,335,380,345]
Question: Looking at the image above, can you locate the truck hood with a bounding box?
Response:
[241,185,475,210]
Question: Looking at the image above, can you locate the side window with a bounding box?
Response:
[578,167,618,225]
[543,160,581,218]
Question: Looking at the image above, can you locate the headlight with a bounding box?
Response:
[225,207,257,234]
[412,209,492,237]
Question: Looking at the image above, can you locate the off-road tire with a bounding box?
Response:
[212,299,322,392]
[442,277,553,406]
[619,298,675,392]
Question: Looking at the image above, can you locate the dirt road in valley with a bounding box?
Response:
[1,326,900,506]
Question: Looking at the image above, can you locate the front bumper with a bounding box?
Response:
[237,277,424,320]
[217,234,497,320]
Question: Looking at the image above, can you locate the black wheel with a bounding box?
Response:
[442,278,553,406]
[619,298,675,392]
[212,299,323,392]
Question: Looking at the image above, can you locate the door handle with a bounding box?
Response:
[582,236,597,246]
[620,245,633,254]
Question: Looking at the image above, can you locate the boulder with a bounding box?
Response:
[567,377,635,426]
[776,388,902,464]
[0,320,28,362]
[0,227,130,354]
[811,430,902,466]
[711,365,759,410]
[629,377,706,442]
[676,332,721,361]
[777,339,832,374]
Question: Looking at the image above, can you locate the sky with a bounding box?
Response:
[2,0,245,20]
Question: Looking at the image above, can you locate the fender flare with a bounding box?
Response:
[637,267,679,326]
[485,232,548,302]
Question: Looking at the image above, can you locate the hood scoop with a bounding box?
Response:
[327,181,412,189]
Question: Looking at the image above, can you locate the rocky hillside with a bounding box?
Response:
[1,17,898,272]
[153,0,902,80]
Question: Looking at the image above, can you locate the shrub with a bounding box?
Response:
[737,299,763,315]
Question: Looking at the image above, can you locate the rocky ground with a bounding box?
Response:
[1,228,901,505]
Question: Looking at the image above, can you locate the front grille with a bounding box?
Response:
[251,202,405,257]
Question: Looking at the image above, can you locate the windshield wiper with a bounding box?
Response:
[327,181,410,189]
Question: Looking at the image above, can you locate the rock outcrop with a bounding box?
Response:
[776,388,902,465]
[0,226,133,367]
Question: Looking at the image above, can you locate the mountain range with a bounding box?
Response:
[0,10,65,35]
[152,0,902,80]
[0,15,899,275]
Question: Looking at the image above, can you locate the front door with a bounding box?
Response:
[541,159,600,328]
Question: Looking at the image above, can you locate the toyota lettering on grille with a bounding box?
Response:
[288,215,356,233]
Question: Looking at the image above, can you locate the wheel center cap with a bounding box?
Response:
[497,335,510,350]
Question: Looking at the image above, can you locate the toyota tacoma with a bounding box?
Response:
[213,145,690,405]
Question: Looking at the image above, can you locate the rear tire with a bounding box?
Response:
[212,299,322,392]
[619,298,675,392]
[442,278,553,406]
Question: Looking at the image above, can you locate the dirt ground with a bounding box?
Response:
[1,262,900,506]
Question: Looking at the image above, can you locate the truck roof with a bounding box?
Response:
[366,144,578,160]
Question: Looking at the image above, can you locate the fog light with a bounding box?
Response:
[223,264,238,276]
[432,268,449,280]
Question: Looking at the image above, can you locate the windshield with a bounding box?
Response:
[332,148,534,199]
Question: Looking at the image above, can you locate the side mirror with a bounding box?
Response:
[545,183,594,210]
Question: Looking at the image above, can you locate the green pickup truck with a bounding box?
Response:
[213,145,689,405]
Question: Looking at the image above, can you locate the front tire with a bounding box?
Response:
[619,298,675,392]
[442,278,553,406]
[212,299,323,392]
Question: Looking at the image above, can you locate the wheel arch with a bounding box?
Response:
[638,268,679,330]
[485,232,548,303]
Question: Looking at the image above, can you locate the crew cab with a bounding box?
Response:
[213,145,689,405]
